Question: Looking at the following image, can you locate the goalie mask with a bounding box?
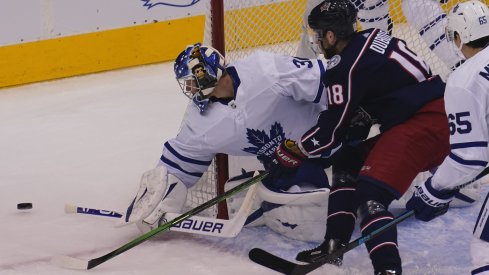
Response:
[446,0,489,56]
[174,43,226,112]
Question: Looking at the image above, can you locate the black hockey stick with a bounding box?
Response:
[249,210,414,275]
[249,166,489,275]
[52,171,268,270]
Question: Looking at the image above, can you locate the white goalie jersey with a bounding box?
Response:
[161,51,328,187]
[431,46,489,191]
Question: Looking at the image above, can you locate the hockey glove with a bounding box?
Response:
[405,177,458,222]
[266,139,306,183]
[344,108,374,143]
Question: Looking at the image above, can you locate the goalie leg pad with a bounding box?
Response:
[261,200,328,242]
[258,182,330,241]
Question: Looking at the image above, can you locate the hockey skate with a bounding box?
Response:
[296,239,345,266]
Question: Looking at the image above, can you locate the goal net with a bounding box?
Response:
[184,0,485,218]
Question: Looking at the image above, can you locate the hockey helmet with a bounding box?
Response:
[174,43,226,112]
[446,0,489,47]
[308,0,358,40]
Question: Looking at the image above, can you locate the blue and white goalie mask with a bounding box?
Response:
[174,43,226,112]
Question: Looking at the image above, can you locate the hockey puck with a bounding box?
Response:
[17,203,33,210]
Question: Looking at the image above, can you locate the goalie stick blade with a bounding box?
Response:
[51,255,89,270]
[64,204,124,218]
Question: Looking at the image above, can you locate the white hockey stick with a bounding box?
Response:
[64,204,123,218]
[64,183,258,238]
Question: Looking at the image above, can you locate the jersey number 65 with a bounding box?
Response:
[448,111,472,135]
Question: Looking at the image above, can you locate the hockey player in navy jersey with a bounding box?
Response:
[268,0,451,274]
[406,1,489,274]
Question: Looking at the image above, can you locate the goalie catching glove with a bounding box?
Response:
[405,176,458,222]
[122,165,188,232]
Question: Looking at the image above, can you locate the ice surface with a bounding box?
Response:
[0,62,486,275]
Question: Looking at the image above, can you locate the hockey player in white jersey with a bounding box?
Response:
[120,43,334,241]
[406,1,489,274]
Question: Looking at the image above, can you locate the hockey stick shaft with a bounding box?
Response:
[56,171,267,270]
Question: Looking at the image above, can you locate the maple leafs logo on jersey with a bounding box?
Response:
[140,0,200,9]
[242,122,286,158]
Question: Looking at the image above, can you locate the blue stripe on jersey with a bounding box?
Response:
[314,60,326,103]
[164,142,212,166]
[451,141,489,149]
[226,66,241,99]
[419,14,446,36]
[160,155,204,178]
[449,152,488,167]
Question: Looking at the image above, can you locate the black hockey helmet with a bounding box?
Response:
[308,0,358,39]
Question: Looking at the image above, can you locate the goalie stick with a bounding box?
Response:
[249,166,489,275]
[51,171,267,270]
[63,181,258,238]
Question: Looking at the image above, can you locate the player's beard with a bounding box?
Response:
[321,40,338,59]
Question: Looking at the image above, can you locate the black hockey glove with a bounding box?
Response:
[344,108,375,143]
[406,177,458,222]
[266,139,306,183]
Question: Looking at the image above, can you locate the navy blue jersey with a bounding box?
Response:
[299,29,445,157]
